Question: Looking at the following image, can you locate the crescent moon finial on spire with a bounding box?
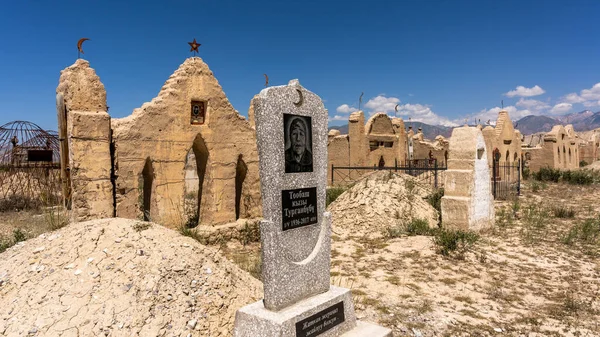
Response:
[77,38,90,58]
[359,92,364,111]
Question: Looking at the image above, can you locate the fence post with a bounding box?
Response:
[395,159,398,172]
[434,159,438,189]
[331,164,334,186]
[492,159,497,199]
[517,159,521,196]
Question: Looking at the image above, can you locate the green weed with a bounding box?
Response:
[563,216,600,246]
[551,205,576,219]
[426,188,444,225]
[432,228,479,258]
[326,187,348,207]
[132,221,151,232]
[532,167,561,182]
[405,218,431,236]
[12,228,27,242]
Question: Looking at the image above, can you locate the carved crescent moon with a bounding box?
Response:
[77,38,90,54]
[264,74,269,87]
[293,89,303,107]
[395,104,399,112]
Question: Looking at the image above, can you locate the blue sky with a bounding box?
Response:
[0,0,599,131]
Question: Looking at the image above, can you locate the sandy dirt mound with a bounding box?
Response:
[328,171,438,237]
[582,160,600,170]
[327,182,600,336]
[0,218,262,337]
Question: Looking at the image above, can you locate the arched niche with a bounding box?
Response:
[235,154,248,220]
[183,133,210,228]
[558,147,561,163]
[140,157,154,221]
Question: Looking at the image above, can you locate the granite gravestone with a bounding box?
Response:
[233,80,392,337]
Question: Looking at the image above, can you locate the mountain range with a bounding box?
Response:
[328,110,600,139]
[514,110,600,135]
[328,121,453,139]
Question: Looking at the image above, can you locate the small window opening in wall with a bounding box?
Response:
[477,147,484,160]
[191,100,206,125]
[384,142,393,148]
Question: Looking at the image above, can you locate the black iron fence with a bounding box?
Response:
[0,163,61,209]
[491,160,521,200]
[331,159,446,189]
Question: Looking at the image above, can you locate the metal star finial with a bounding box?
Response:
[188,38,201,55]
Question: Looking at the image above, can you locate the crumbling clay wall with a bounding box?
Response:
[365,113,403,167]
[327,133,350,184]
[525,125,579,172]
[112,57,262,228]
[413,134,449,166]
[56,59,113,222]
[481,110,522,166]
[495,110,522,165]
[579,130,599,164]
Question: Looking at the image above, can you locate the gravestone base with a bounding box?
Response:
[233,286,392,337]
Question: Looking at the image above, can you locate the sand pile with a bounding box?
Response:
[328,171,439,237]
[583,160,600,171]
[0,218,262,337]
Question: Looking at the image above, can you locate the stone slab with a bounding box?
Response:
[253,79,330,311]
[68,110,111,139]
[260,214,331,311]
[443,170,474,197]
[340,321,393,337]
[233,286,357,337]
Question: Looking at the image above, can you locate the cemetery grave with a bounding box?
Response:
[0,52,599,337]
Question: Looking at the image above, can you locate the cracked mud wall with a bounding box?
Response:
[366,113,403,168]
[328,112,412,185]
[56,59,113,222]
[111,57,262,228]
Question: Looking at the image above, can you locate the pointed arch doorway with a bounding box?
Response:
[184,134,210,228]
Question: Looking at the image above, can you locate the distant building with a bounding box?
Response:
[577,128,600,165]
[521,125,581,171]
[481,109,523,168]
[327,111,448,185]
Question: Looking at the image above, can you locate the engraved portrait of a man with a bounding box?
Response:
[284,114,313,173]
